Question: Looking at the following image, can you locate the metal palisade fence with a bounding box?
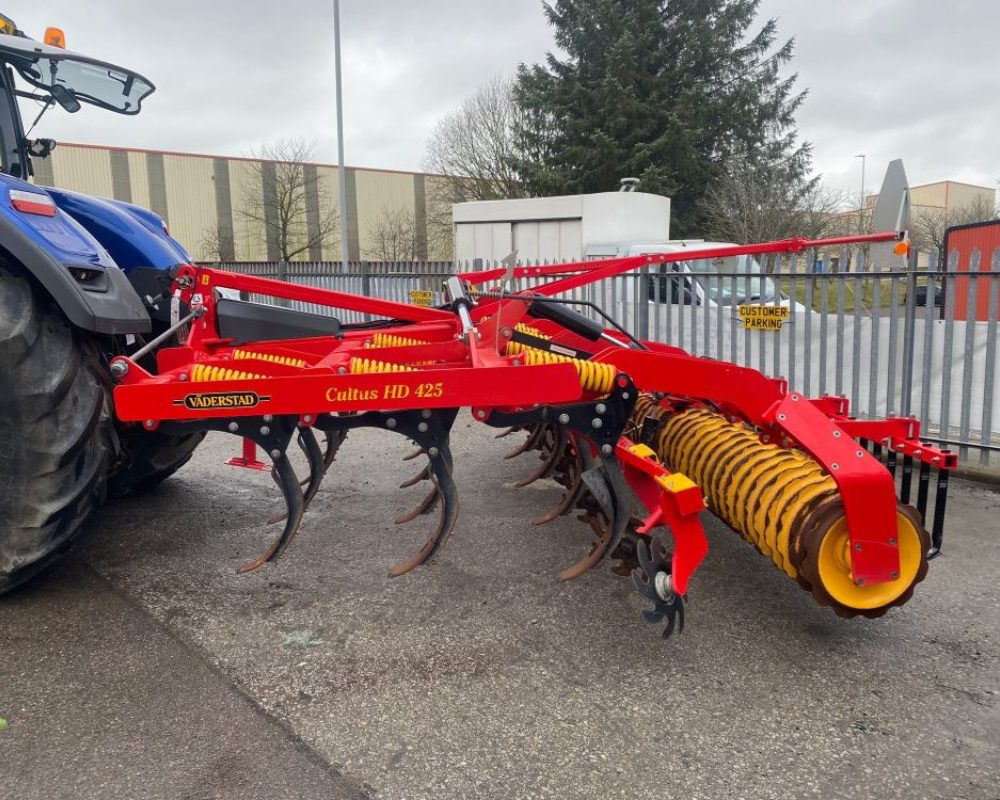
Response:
[216,251,1000,469]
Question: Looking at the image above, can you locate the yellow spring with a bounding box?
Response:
[190,364,265,382]
[637,403,930,617]
[520,346,615,395]
[233,349,306,369]
[505,323,551,356]
[469,286,501,300]
[349,357,415,374]
[365,332,427,349]
[657,408,835,580]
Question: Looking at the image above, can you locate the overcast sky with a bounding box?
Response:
[13,0,998,199]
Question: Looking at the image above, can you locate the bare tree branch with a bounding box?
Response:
[910,195,997,266]
[239,138,339,263]
[423,75,527,205]
[700,156,841,247]
[199,222,234,263]
[368,206,420,261]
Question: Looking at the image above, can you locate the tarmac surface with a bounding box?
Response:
[2,424,998,800]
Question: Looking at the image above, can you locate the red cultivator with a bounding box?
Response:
[109,231,955,640]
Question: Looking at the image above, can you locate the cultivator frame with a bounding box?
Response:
[109,231,955,639]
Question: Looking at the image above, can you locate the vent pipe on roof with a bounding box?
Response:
[619,177,640,192]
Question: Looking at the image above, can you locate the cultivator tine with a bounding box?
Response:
[558,510,614,582]
[631,533,685,640]
[394,486,439,524]
[917,460,931,521]
[402,447,424,462]
[580,455,614,519]
[900,454,913,504]
[929,459,950,558]
[271,428,325,523]
[389,447,459,577]
[238,452,306,574]
[298,428,326,507]
[322,430,347,472]
[515,425,565,488]
[400,463,431,489]
[495,426,521,439]
[533,440,585,526]
[505,423,544,460]
[558,450,630,581]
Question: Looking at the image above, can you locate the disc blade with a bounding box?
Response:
[635,537,658,581]
[631,569,658,601]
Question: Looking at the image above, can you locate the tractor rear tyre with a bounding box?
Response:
[0,267,113,595]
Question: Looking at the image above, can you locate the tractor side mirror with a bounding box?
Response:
[28,138,56,159]
[51,84,80,113]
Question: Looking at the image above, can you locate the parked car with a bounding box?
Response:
[913,283,944,307]
[586,241,806,310]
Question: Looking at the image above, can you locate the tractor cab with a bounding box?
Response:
[0,14,153,179]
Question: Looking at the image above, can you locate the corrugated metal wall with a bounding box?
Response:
[31,143,451,263]
[354,169,417,259]
[48,146,115,197]
[162,153,216,253]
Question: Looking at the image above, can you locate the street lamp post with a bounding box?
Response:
[854,153,866,232]
[334,0,350,272]
[854,153,867,271]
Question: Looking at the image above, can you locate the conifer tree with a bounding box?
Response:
[513,0,811,236]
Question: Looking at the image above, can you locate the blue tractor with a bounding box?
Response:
[0,17,207,591]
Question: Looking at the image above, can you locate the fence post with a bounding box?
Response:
[360,260,372,322]
[900,266,918,418]
[276,260,290,307]
[637,269,651,341]
[360,260,371,297]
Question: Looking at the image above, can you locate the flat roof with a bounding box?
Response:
[910,179,996,193]
[56,141,448,180]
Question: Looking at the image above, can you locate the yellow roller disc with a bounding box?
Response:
[752,461,816,562]
[812,508,927,611]
[767,473,835,577]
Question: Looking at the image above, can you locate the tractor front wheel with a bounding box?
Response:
[0,267,113,594]
[108,425,205,498]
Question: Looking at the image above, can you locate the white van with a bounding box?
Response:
[585,241,804,311]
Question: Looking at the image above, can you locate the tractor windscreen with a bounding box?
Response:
[0,34,153,114]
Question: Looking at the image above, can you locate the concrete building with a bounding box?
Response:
[830,179,996,270]
[887,180,995,269]
[29,142,452,262]
[909,179,996,215]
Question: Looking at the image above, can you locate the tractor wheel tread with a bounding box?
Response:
[0,267,113,594]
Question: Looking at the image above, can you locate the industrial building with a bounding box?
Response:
[29,142,452,262]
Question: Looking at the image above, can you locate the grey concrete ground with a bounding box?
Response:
[2,423,998,800]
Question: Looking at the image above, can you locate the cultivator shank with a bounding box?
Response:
[109,232,955,641]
